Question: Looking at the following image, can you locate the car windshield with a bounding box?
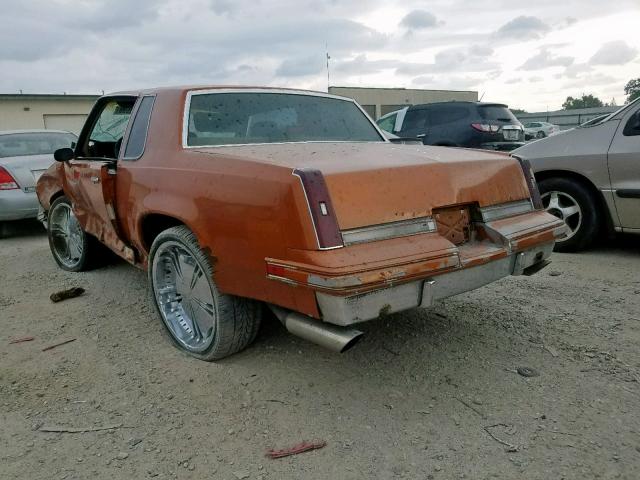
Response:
[186,92,384,146]
[582,98,640,127]
[0,132,76,158]
[478,105,518,122]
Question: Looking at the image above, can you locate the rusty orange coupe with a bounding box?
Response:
[37,86,565,360]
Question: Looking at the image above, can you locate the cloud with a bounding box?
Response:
[589,41,638,65]
[494,15,550,40]
[518,49,574,70]
[395,45,498,76]
[276,55,325,77]
[334,54,396,75]
[399,10,440,30]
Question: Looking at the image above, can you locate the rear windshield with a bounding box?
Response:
[186,92,384,146]
[478,105,519,122]
[0,132,76,158]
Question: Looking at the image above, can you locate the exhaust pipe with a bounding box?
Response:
[269,305,364,353]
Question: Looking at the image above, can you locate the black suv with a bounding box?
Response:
[376,101,525,151]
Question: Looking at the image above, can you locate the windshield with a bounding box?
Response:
[186,92,384,146]
[478,105,519,122]
[0,132,76,158]
[578,99,640,128]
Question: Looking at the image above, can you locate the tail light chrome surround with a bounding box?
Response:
[512,155,543,209]
[293,168,343,250]
[342,217,437,246]
[476,200,533,223]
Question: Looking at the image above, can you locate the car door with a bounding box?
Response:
[607,102,640,230]
[62,96,138,261]
[397,107,429,142]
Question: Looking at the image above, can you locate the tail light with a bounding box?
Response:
[293,168,343,250]
[471,123,499,133]
[513,156,543,209]
[0,166,19,190]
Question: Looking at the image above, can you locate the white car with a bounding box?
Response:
[523,121,560,139]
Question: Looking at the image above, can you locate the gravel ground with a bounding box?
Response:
[1,220,639,480]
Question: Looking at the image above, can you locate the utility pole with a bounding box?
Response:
[326,43,330,93]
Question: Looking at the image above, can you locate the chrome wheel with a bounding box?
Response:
[541,190,582,241]
[49,201,85,269]
[151,241,217,353]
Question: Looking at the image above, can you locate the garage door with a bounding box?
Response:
[43,114,88,135]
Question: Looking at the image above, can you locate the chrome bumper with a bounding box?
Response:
[316,242,554,326]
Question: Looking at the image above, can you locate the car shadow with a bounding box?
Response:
[0,219,46,239]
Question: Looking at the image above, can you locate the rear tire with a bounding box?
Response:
[148,225,261,361]
[47,196,97,271]
[538,177,600,252]
[536,131,546,139]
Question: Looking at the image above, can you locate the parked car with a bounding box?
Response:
[513,98,640,252]
[376,101,525,151]
[0,130,76,233]
[37,86,564,360]
[523,121,560,140]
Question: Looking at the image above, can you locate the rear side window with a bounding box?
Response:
[123,96,155,159]
[428,105,469,125]
[401,109,427,132]
[377,113,397,133]
[478,105,518,122]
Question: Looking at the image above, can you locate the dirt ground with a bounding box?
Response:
[1,220,639,480]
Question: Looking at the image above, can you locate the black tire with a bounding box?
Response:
[538,177,600,252]
[536,131,546,139]
[47,195,97,271]
[148,225,261,361]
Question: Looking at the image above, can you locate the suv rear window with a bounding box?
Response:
[428,105,469,125]
[478,105,518,122]
[0,132,76,158]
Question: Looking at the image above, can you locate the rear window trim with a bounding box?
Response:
[181,88,388,148]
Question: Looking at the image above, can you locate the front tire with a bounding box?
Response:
[538,177,600,252]
[47,196,95,271]
[536,131,546,139]
[148,226,261,361]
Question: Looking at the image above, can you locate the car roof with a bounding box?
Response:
[0,129,76,136]
[105,85,351,101]
[410,101,508,109]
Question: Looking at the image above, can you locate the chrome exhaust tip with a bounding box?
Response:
[269,305,364,353]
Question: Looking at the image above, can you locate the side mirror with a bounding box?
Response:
[54,147,74,162]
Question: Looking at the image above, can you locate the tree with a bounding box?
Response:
[511,108,527,115]
[562,94,604,110]
[624,78,640,103]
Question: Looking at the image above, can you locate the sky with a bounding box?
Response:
[1,0,639,112]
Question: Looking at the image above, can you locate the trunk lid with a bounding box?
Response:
[0,154,55,192]
[196,142,531,230]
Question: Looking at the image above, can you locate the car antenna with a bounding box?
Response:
[479,91,485,101]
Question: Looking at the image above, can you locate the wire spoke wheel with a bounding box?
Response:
[541,190,582,242]
[48,201,85,269]
[152,241,217,353]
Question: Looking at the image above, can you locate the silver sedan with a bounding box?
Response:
[0,130,77,229]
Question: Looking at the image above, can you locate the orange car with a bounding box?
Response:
[37,86,565,360]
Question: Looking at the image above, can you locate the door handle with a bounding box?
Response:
[416,134,427,138]
[91,176,100,184]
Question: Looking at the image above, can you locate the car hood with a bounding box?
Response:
[0,154,55,189]
[513,120,619,161]
[196,142,531,229]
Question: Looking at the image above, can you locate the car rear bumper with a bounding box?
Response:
[479,142,525,151]
[266,210,565,326]
[0,189,40,221]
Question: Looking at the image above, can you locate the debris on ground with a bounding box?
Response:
[41,338,76,352]
[50,287,85,303]
[38,424,122,433]
[516,366,540,378]
[9,336,35,344]
[266,440,327,459]
[483,424,520,452]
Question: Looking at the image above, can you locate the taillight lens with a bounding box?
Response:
[471,123,499,133]
[0,166,19,190]
[293,168,343,250]
[513,156,543,209]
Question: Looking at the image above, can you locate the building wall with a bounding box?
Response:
[329,86,478,119]
[0,95,99,134]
